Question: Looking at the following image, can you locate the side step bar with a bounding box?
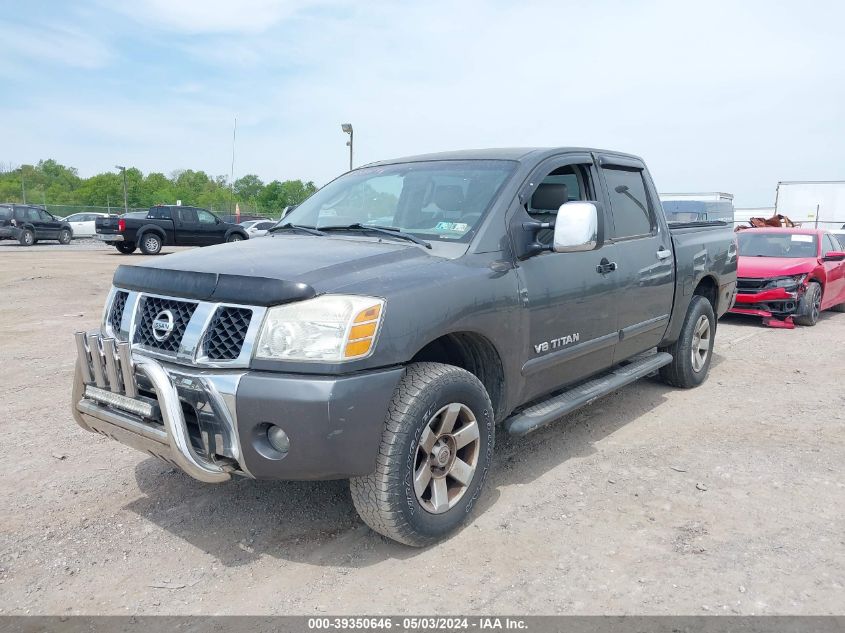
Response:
[505,352,673,436]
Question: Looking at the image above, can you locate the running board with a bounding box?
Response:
[504,352,673,436]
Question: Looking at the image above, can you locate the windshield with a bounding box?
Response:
[661,199,734,223]
[737,232,818,258]
[279,160,516,243]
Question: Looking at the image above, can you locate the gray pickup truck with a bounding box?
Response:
[71,148,737,546]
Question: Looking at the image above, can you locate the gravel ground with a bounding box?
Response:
[1,245,843,615]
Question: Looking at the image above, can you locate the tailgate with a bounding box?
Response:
[95,216,122,235]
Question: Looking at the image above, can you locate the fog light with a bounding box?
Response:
[267,425,290,454]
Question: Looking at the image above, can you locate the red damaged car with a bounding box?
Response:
[731,228,845,327]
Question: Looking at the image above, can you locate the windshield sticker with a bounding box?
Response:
[434,222,469,232]
[791,235,813,243]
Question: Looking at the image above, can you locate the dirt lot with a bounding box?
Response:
[1,243,843,615]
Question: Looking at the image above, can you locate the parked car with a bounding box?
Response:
[71,147,737,546]
[95,205,249,255]
[0,203,73,246]
[63,212,110,238]
[244,220,276,238]
[730,228,845,327]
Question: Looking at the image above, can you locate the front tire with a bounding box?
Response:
[115,242,136,254]
[226,232,245,243]
[139,233,163,255]
[58,228,72,245]
[18,229,35,246]
[659,295,716,389]
[794,282,822,326]
[350,363,494,547]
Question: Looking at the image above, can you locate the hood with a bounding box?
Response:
[737,255,817,279]
[114,234,443,304]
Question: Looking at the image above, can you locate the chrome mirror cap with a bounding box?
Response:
[553,202,598,253]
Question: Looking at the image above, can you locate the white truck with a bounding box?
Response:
[774,181,845,229]
[659,192,735,224]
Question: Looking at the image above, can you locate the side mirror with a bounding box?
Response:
[823,250,845,261]
[553,202,598,253]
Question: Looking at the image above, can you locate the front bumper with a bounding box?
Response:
[729,286,802,318]
[72,331,404,482]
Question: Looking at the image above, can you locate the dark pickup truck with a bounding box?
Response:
[95,205,248,255]
[71,147,737,546]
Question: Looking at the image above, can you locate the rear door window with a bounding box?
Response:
[178,208,199,223]
[0,206,11,220]
[602,167,656,239]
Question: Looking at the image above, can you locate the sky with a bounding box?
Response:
[1,0,844,207]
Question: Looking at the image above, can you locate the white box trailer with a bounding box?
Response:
[659,192,734,223]
[774,181,845,229]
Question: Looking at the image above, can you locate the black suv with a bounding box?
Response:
[0,204,73,246]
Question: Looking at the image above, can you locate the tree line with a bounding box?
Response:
[0,160,317,217]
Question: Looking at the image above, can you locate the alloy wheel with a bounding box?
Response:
[413,403,481,514]
[690,314,711,372]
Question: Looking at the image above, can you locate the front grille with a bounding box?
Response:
[133,297,197,353]
[109,291,128,338]
[736,277,768,294]
[202,307,252,360]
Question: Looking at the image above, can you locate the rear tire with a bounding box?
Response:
[350,362,494,547]
[115,242,136,254]
[18,229,34,246]
[139,233,163,255]
[659,295,716,389]
[794,282,822,326]
[58,228,72,245]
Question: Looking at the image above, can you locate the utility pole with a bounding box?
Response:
[341,123,353,171]
[115,165,128,214]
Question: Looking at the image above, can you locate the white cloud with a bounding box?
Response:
[0,22,111,72]
[110,0,319,34]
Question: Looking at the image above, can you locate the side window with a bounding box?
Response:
[824,234,839,253]
[196,210,216,224]
[526,164,588,245]
[179,208,199,223]
[38,210,53,222]
[27,208,42,221]
[602,167,655,239]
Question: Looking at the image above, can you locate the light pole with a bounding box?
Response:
[115,165,128,214]
[341,123,353,171]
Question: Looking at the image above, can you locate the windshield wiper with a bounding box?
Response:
[268,223,326,236]
[318,223,432,249]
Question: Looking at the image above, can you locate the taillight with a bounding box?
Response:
[118,219,126,232]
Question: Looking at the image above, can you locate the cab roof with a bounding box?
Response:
[362,147,643,168]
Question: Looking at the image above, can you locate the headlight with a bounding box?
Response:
[255,295,385,362]
[767,274,806,289]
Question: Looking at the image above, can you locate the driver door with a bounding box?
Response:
[822,233,845,307]
[512,155,620,402]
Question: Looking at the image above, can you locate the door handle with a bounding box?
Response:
[596,258,618,274]
[656,248,672,260]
